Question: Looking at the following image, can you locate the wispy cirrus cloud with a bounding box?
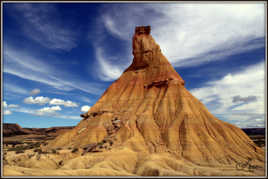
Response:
[78,96,91,104]
[4,82,29,95]
[4,45,105,95]
[93,3,265,81]
[8,3,77,51]
[94,47,125,81]
[190,60,265,128]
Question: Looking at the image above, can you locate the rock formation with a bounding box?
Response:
[44,26,265,175]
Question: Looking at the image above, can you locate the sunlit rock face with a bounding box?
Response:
[44,26,264,176]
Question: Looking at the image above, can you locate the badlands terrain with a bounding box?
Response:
[2,26,265,176]
[2,123,265,176]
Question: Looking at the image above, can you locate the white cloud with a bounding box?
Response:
[10,3,77,51]
[23,96,79,107]
[13,106,81,120]
[190,61,265,128]
[3,101,19,108]
[4,110,12,115]
[94,3,265,81]
[49,98,78,107]
[24,96,50,105]
[81,105,91,113]
[95,47,124,81]
[3,101,7,108]
[153,4,265,66]
[8,104,19,108]
[30,88,40,95]
[36,105,61,116]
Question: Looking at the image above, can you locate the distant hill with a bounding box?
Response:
[242,128,265,136]
[3,123,265,138]
[3,123,32,137]
[3,123,74,137]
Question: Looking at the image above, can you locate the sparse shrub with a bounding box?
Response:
[58,160,64,166]
[34,148,49,154]
[27,142,41,149]
[41,151,49,154]
[34,142,41,148]
[28,154,34,159]
[34,148,42,153]
[8,145,28,152]
[98,141,104,146]
[71,148,78,153]
[16,150,24,154]
[51,149,57,154]
[56,147,62,150]
[3,160,8,165]
[3,141,23,145]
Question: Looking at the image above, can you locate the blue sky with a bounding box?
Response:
[2,2,266,128]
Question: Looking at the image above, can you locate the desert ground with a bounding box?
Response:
[2,124,265,176]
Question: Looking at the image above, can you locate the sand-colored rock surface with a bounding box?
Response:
[3,26,265,176]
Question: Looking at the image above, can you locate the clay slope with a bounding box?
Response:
[46,26,264,173]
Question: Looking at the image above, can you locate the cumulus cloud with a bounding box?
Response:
[49,98,78,107]
[190,61,265,128]
[4,110,12,115]
[94,3,265,81]
[13,106,80,120]
[3,101,7,108]
[36,105,61,116]
[3,101,19,108]
[8,104,19,108]
[23,96,79,108]
[30,88,40,95]
[24,96,50,105]
[232,95,257,103]
[81,105,91,113]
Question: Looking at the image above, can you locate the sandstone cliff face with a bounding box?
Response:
[47,26,264,168]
